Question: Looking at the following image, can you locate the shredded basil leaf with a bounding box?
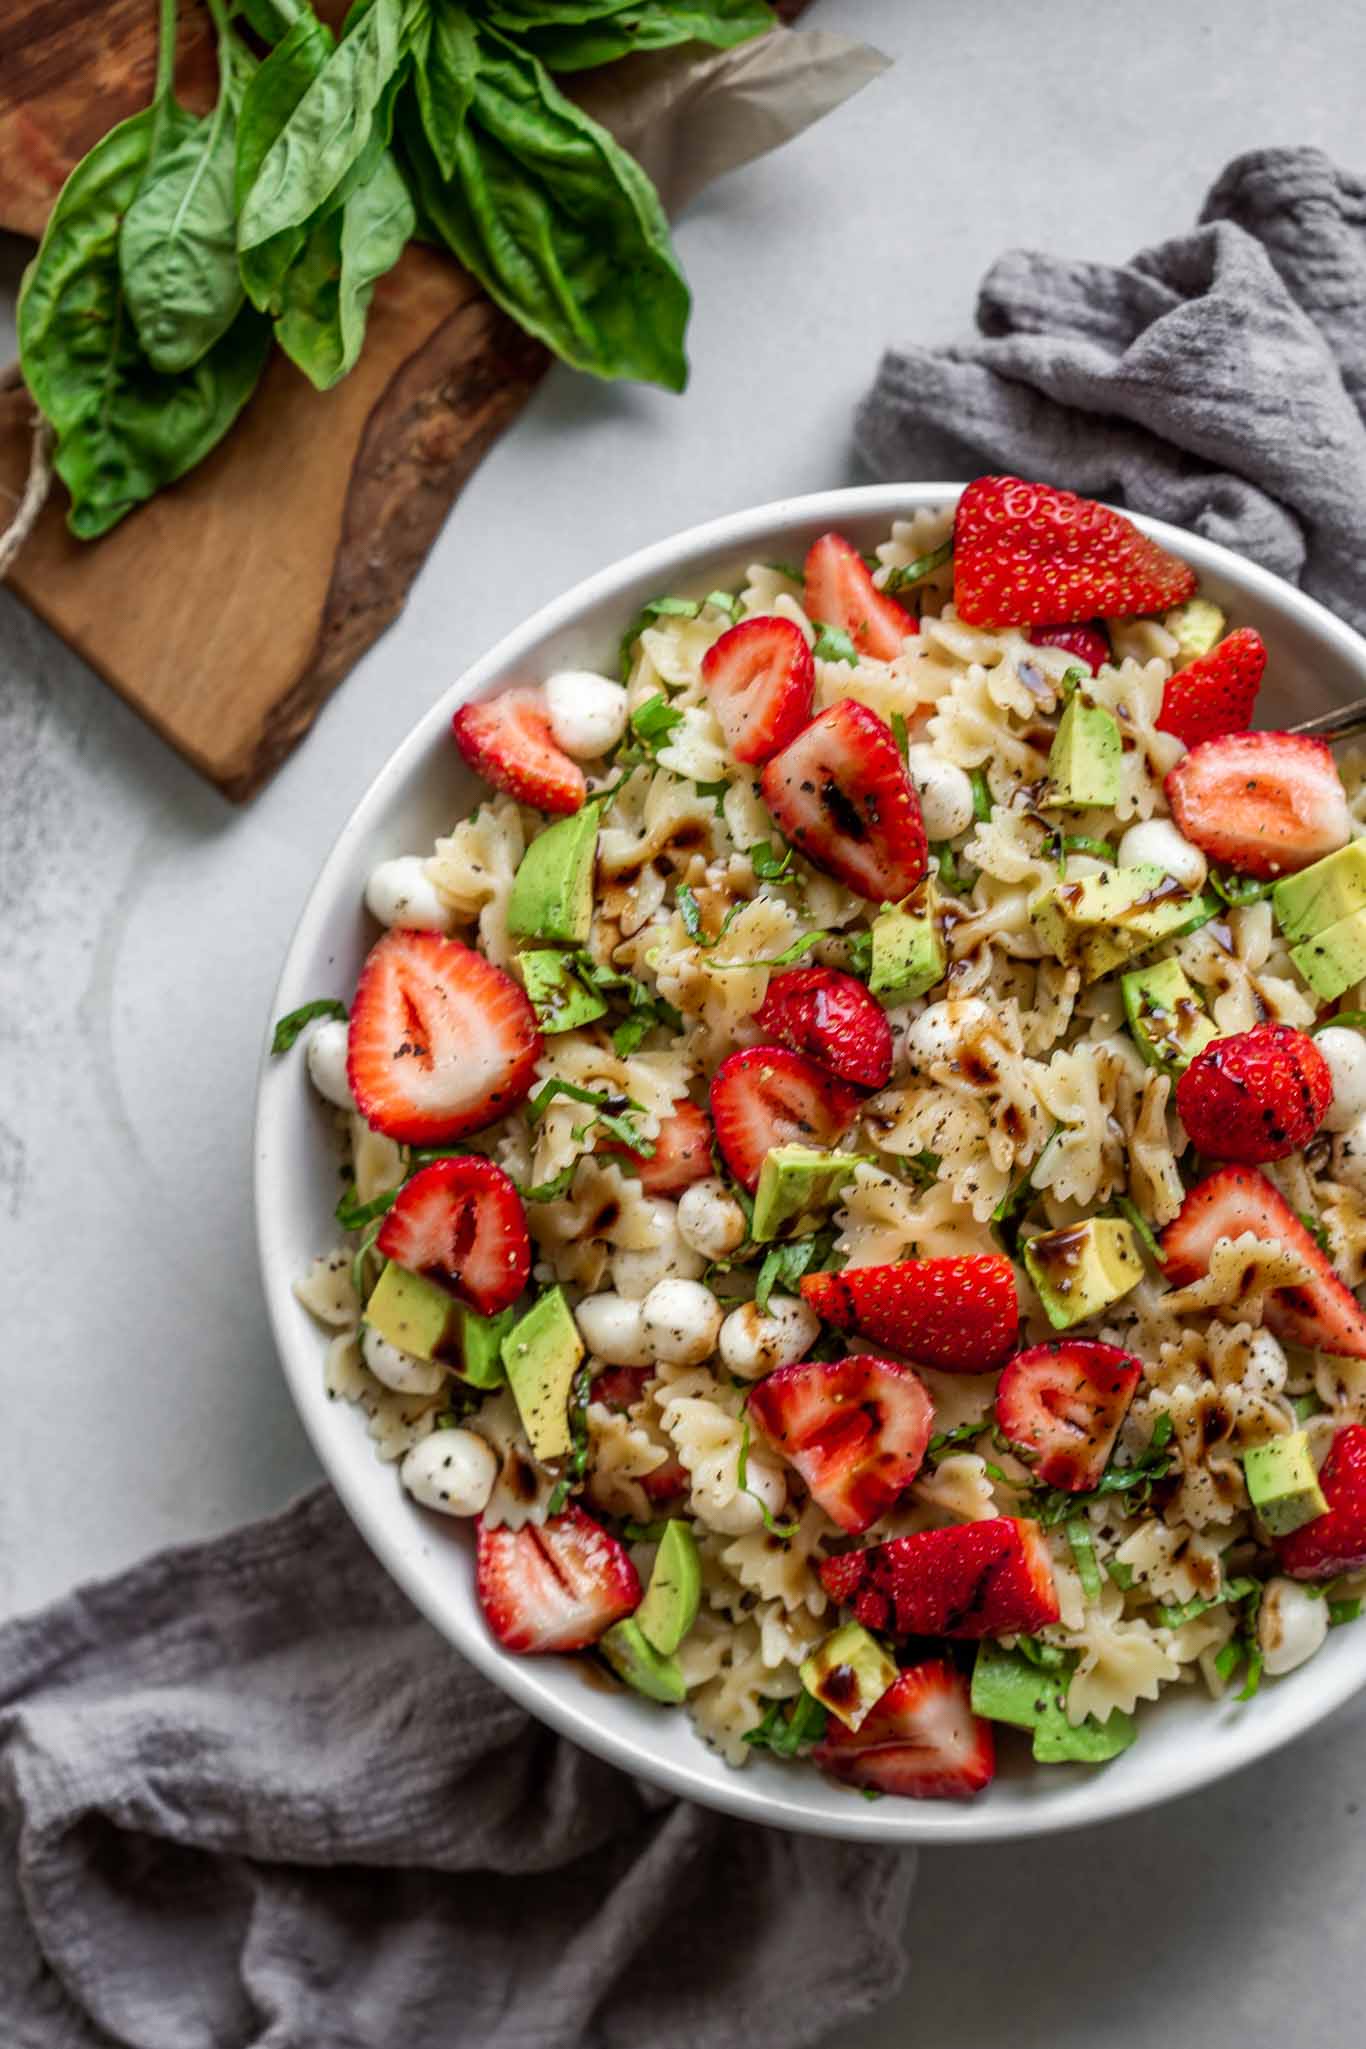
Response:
[676,882,745,949]
[748,839,794,881]
[272,996,347,1054]
[1062,834,1116,863]
[1211,867,1276,906]
[880,538,952,594]
[811,623,858,667]
[522,1161,578,1204]
[735,1415,798,1537]
[708,929,832,971]
[1311,1010,1366,1035]
[630,691,685,751]
[546,1362,594,1515]
[334,1181,399,1231]
[969,768,992,822]
[1032,1416,1174,1527]
[743,1688,828,1757]
[1114,1194,1163,1266]
[890,710,910,762]
[926,1420,984,1462]
[754,1228,842,1314]
[1066,1517,1103,1602]
[1155,1576,1259,1630]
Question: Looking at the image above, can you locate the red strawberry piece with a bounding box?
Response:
[1278,1425,1366,1580]
[756,967,893,1089]
[953,475,1197,628]
[375,1156,530,1316]
[475,1505,640,1654]
[1155,626,1266,747]
[590,1366,649,1411]
[760,699,928,903]
[640,1457,689,1504]
[602,1097,713,1196]
[801,1256,1018,1373]
[813,1660,995,1801]
[804,531,917,661]
[994,1340,1143,1492]
[347,930,542,1144]
[452,688,586,815]
[819,1518,1061,1638]
[1030,622,1110,671]
[1160,1164,1366,1360]
[709,1045,862,1191]
[1164,731,1350,879]
[747,1354,934,1535]
[1175,1023,1332,1164]
[699,616,814,764]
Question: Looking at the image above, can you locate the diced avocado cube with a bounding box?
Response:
[1273,841,1366,943]
[971,1643,1136,1763]
[1023,1218,1143,1330]
[364,1262,459,1362]
[1244,1431,1329,1537]
[600,1618,687,1704]
[519,950,608,1034]
[635,1520,701,1656]
[1042,692,1122,810]
[1290,908,1366,1003]
[751,1144,862,1243]
[507,803,600,946]
[1163,597,1226,665]
[456,1304,514,1389]
[501,1285,584,1459]
[1120,958,1219,1074]
[869,881,946,1003]
[799,1621,898,1731]
[1030,864,1204,983]
[1031,1704,1137,1764]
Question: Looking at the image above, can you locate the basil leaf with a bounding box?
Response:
[1032,1419,1175,1527]
[521,1161,578,1203]
[743,1686,828,1758]
[748,840,793,881]
[735,1416,798,1538]
[926,1420,984,1461]
[236,0,308,41]
[1065,1517,1102,1602]
[630,692,685,750]
[754,1228,841,1313]
[707,929,832,971]
[546,1362,594,1514]
[1062,834,1116,863]
[1113,1194,1163,1267]
[880,537,952,594]
[272,996,348,1053]
[811,622,858,667]
[890,710,909,762]
[676,883,743,950]
[1210,867,1275,907]
[335,1180,400,1230]
[489,0,774,73]
[969,768,992,822]
[413,0,479,179]
[274,147,414,387]
[235,8,339,309]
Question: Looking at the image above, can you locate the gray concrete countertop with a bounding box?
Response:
[3,3,1364,2040]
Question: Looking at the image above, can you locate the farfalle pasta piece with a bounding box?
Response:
[426,795,525,968]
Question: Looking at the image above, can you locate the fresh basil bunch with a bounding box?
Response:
[18,0,773,540]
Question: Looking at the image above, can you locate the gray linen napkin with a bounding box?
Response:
[856,146,1366,636]
[0,1487,912,2049]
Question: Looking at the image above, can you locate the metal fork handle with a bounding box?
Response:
[1287,697,1366,744]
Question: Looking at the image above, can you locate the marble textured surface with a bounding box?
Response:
[3,3,1364,2041]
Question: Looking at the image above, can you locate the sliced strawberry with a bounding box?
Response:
[819,1518,1061,1638]
[475,1506,640,1654]
[760,700,928,904]
[1156,626,1265,747]
[755,966,893,1089]
[804,531,917,661]
[1175,1023,1332,1164]
[347,930,542,1144]
[1161,1165,1366,1361]
[747,1354,934,1535]
[640,1457,689,1504]
[1279,1425,1366,1580]
[1030,622,1110,672]
[708,1045,862,1191]
[1164,732,1350,880]
[452,688,586,815]
[590,1366,649,1411]
[994,1340,1142,1492]
[813,1660,995,1801]
[602,1097,713,1196]
[801,1256,1018,1373]
[953,475,1197,627]
[699,616,814,764]
[375,1156,530,1316]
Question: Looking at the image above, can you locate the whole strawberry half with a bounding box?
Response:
[347,930,542,1144]
[1164,731,1350,879]
[756,966,893,1089]
[994,1340,1142,1492]
[476,1506,640,1655]
[804,531,917,661]
[700,615,814,764]
[747,1353,934,1535]
[1161,1165,1366,1360]
[813,1661,995,1801]
[1030,621,1110,671]
[801,1256,1018,1373]
[376,1156,530,1316]
[1175,1023,1332,1163]
[1278,1425,1366,1580]
[1155,626,1266,747]
[820,1518,1060,1639]
[603,1097,713,1196]
[760,699,928,904]
[452,688,586,815]
[709,1045,862,1191]
[953,475,1196,628]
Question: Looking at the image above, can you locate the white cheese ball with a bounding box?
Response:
[1258,1575,1330,1677]
[361,1323,447,1396]
[544,670,629,759]
[1117,819,1208,892]
[677,1177,748,1261]
[702,1455,789,1536]
[641,1277,723,1366]
[718,1296,821,1380]
[305,1018,354,1110]
[609,1199,705,1299]
[1333,1112,1366,1193]
[1313,1025,1366,1132]
[905,744,977,842]
[904,997,992,1071]
[574,1292,653,1367]
[364,855,453,931]
[401,1427,497,1518]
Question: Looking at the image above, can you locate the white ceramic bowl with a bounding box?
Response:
[256,483,1366,1842]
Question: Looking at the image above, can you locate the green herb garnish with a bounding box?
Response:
[811,623,859,667]
[880,538,953,594]
[545,1362,594,1515]
[1032,1414,1175,1528]
[629,691,686,751]
[754,1229,842,1314]
[1210,868,1276,906]
[743,1688,829,1757]
[334,1181,399,1232]
[969,768,992,822]
[272,996,347,1055]
[748,839,795,881]
[735,1416,798,1538]
[1066,1517,1103,1602]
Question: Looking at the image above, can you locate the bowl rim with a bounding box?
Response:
[256,480,1366,1843]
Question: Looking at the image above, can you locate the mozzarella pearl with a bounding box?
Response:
[1257,1575,1329,1677]
[1314,1026,1366,1132]
[544,670,629,759]
[904,997,992,1071]
[718,1296,821,1380]
[305,1018,354,1110]
[574,1292,653,1367]
[364,855,453,931]
[401,1427,497,1517]
[641,1277,723,1366]
[361,1323,447,1396]
[610,1199,705,1299]
[677,1177,748,1260]
[905,744,977,841]
[704,1455,788,1536]
[1117,819,1208,892]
